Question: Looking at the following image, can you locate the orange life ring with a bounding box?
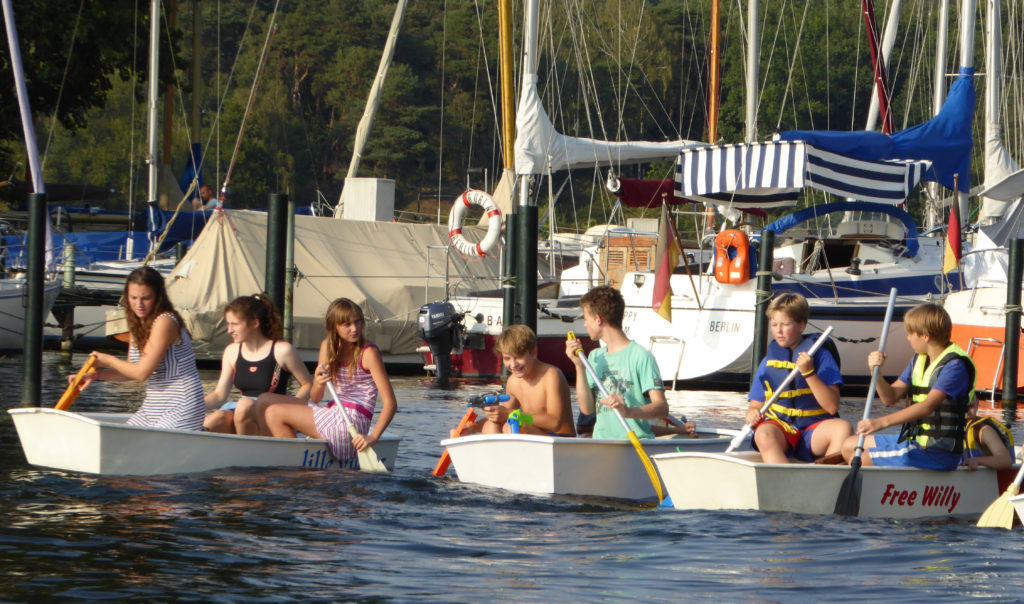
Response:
[714,229,750,284]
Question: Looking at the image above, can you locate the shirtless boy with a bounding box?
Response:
[480,325,576,437]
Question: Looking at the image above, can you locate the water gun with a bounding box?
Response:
[467,393,510,408]
[507,409,533,434]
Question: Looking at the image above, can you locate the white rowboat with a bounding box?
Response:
[440,429,739,502]
[653,451,1020,520]
[9,407,400,476]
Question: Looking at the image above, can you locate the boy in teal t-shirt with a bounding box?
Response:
[565,286,668,439]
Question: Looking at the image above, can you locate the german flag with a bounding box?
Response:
[652,203,680,321]
[943,197,961,274]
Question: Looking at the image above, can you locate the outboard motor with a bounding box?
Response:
[417,301,463,387]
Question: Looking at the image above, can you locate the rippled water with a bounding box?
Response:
[3,352,1024,602]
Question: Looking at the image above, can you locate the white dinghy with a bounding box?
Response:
[653,451,1020,520]
[440,429,738,502]
[9,408,400,476]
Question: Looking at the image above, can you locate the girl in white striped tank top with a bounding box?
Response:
[265,298,397,461]
[76,267,206,430]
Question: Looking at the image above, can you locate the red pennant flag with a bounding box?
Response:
[652,203,680,321]
[943,198,961,274]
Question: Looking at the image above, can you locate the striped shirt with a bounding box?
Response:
[126,313,206,430]
[311,343,379,459]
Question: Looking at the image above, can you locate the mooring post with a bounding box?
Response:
[751,229,774,383]
[265,193,288,310]
[516,205,537,333]
[284,196,296,341]
[60,241,76,358]
[22,192,46,406]
[1002,238,1023,410]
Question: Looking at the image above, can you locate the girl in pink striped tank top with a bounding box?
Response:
[266,298,397,461]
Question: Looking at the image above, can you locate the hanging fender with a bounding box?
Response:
[714,229,750,284]
[448,190,502,257]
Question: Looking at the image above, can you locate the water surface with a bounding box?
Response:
[2,353,1023,602]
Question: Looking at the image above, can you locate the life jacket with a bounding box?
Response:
[963,416,1014,459]
[714,229,751,284]
[762,334,840,431]
[898,343,975,454]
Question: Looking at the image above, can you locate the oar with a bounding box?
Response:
[835,287,898,516]
[55,355,97,411]
[432,407,478,477]
[325,381,389,474]
[568,331,664,503]
[725,326,834,453]
[977,461,1024,529]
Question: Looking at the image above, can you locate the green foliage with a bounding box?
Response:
[1,0,1017,228]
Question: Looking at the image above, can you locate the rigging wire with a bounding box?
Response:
[39,0,84,174]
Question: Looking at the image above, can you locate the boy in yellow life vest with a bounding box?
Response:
[841,302,974,471]
[745,293,851,463]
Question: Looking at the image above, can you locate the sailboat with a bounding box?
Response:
[0,0,61,352]
[944,0,1024,397]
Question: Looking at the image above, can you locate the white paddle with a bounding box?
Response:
[726,326,834,453]
[325,381,389,474]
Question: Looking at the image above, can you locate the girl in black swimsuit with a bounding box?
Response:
[203,294,312,435]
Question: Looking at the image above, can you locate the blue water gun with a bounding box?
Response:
[467,393,510,408]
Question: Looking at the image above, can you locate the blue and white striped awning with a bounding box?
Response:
[674,140,932,208]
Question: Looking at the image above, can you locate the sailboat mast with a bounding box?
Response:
[745,0,759,143]
[926,0,950,230]
[862,0,894,134]
[498,0,514,172]
[336,0,408,211]
[192,1,201,156]
[708,0,720,143]
[147,0,160,207]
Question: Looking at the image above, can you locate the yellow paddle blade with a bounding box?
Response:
[627,431,664,502]
[347,425,389,474]
[976,483,1021,529]
[55,355,97,411]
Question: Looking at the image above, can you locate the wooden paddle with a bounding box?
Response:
[977,461,1024,529]
[325,381,389,474]
[568,331,664,503]
[835,287,898,516]
[432,407,478,477]
[725,327,834,453]
[55,355,98,411]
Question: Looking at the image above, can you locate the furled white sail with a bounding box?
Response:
[513,0,702,176]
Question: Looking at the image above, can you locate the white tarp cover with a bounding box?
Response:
[167,210,501,360]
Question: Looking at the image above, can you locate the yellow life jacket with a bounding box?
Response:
[964,416,1014,458]
[898,343,975,453]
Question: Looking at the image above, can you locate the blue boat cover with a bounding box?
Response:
[778,67,975,193]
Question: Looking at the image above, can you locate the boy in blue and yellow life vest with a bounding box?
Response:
[840,302,975,471]
[745,293,851,463]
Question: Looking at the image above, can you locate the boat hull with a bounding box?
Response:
[0,278,60,351]
[653,451,1019,519]
[440,429,738,502]
[9,408,400,476]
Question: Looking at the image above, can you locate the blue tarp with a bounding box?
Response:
[778,67,975,193]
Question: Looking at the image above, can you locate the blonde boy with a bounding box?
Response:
[746,293,849,463]
[480,325,576,436]
[840,303,975,471]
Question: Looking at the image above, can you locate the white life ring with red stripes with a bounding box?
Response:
[448,189,502,257]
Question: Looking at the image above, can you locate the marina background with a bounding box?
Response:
[3,352,1024,601]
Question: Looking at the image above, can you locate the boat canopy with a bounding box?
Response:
[764,200,919,258]
[675,68,975,210]
[779,68,976,194]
